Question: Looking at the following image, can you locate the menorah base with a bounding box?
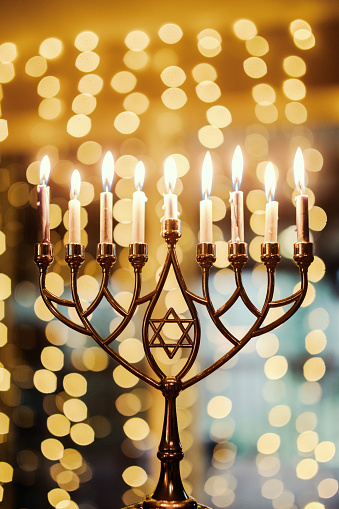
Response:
[122,504,210,509]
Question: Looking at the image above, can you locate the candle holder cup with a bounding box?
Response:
[34,231,313,509]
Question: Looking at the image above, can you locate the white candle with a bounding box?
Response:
[294,147,309,242]
[69,169,81,244]
[100,151,114,243]
[230,145,244,242]
[200,151,213,243]
[264,162,279,243]
[132,161,147,243]
[37,155,51,243]
[163,156,178,220]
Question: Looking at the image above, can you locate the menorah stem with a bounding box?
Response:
[143,378,198,509]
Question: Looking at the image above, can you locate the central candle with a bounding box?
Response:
[230,146,244,243]
[163,156,178,220]
[200,152,213,243]
[264,162,279,243]
[69,170,81,244]
[132,161,147,243]
[100,151,114,244]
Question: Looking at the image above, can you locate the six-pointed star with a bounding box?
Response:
[149,307,194,359]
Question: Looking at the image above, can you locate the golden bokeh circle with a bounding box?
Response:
[233,19,257,40]
[192,63,217,83]
[161,66,186,87]
[123,92,149,114]
[243,57,267,79]
[161,88,187,110]
[198,125,224,149]
[75,31,99,51]
[114,112,140,134]
[38,76,60,98]
[67,115,91,138]
[206,106,232,128]
[39,38,63,59]
[283,55,306,77]
[25,56,47,77]
[75,51,100,73]
[285,102,307,124]
[111,71,137,94]
[245,36,269,56]
[196,81,221,103]
[158,24,183,44]
[125,31,150,51]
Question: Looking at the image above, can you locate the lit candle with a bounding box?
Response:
[37,155,51,243]
[200,152,213,243]
[100,151,114,244]
[69,169,81,244]
[264,162,279,243]
[230,145,244,243]
[294,147,309,242]
[132,161,147,243]
[163,156,178,220]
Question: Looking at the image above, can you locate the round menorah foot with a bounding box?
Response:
[122,504,211,509]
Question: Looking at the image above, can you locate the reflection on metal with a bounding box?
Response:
[34,217,313,509]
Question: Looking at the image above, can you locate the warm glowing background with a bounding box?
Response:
[0,1,338,508]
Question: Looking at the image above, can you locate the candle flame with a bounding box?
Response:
[265,162,276,202]
[40,155,51,185]
[201,151,213,198]
[101,151,114,191]
[70,169,81,199]
[232,145,243,191]
[134,161,145,191]
[164,156,177,193]
[294,147,305,194]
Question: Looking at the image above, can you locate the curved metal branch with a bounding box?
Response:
[40,269,77,308]
[136,289,157,305]
[182,264,276,390]
[269,288,303,308]
[39,272,91,335]
[66,268,161,390]
[215,286,241,317]
[103,269,142,344]
[185,290,207,306]
[234,268,261,318]
[252,268,308,337]
[103,287,128,317]
[201,268,240,347]
[83,268,110,317]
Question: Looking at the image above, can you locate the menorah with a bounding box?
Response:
[34,147,314,508]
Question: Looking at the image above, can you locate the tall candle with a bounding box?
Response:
[230,145,244,242]
[294,147,309,242]
[264,162,279,243]
[37,155,51,243]
[69,169,81,244]
[200,151,213,243]
[163,156,178,220]
[132,161,147,243]
[100,151,114,244]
